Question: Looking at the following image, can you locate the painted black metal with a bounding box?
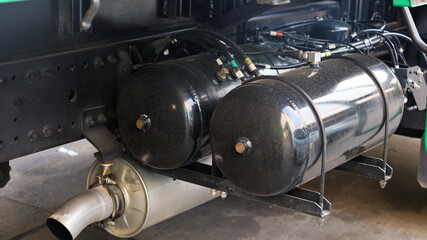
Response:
[81,106,123,162]
[0,44,117,163]
[116,40,302,170]
[335,155,393,181]
[0,0,348,167]
[396,109,426,138]
[210,54,404,196]
[0,162,11,188]
[309,19,352,42]
[220,1,341,43]
[0,0,203,60]
[117,52,241,170]
[0,25,207,165]
[211,1,276,29]
[148,160,331,217]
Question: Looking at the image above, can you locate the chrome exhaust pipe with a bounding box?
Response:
[47,186,114,240]
[47,155,217,239]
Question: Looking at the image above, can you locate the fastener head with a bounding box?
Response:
[235,142,246,154]
[42,126,53,138]
[217,68,230,80]
[220,191,228,199]
[136,114,151,132]
[235,137,252,155]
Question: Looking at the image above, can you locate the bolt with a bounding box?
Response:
[27,70,37,81]
[235,142,246,154]
[104,177,117,185]
[97,113,107,124]
[86,116,97,127]
[417,69,423,76]
[42,126,53,138]
[106,219,115,226]
[136,119,144,130]
[13,98,21,106]
[220,191,228,199]
[136,114,151,132]
[407,105,418,111]
[379,180,387,189]
[235,137,252,155]
[0,78,4,84]
[41,68,53,78]
[28,130,38,142]
[94,57,105,68]
[210,189,217,197]
[107,55,118,64]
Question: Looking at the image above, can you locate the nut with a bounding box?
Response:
[235,137,252,155]
[136,114,151,132]
[221,191,228,199]
[217,68,230,80]
[235,142,246,154]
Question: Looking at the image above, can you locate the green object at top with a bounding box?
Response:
[0,0,27,3]
[393,0,427,7]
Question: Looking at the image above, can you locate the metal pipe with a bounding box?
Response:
[401,7,427,54]
[47,156,217,239]
[80,0,101,31]
[47,186,114,240]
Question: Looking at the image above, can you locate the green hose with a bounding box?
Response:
[425,110,427,153]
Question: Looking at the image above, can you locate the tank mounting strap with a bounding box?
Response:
[149,161,331,217]
[337,56,391,188]
[258,75,328,215]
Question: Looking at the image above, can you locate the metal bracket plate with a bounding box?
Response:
[0,161,11,188]
[81,106,122,162]
[335,155,393,181]
[149,160,331,217]
[395,66,427,111]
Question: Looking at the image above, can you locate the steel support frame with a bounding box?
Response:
[149,161,331,218]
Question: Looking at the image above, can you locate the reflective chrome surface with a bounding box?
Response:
[86,155,216,238]
[47,186,114,240]
[210,54,404,196]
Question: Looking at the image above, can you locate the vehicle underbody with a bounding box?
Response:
[1,0,427,239]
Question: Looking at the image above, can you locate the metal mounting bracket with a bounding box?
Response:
[0,161,11,188]
[149,160,331,218]
[254,188,331,218]
[81,106,122,162]
[335,155,393,181]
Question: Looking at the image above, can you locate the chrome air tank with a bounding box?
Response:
[210,54,404,196]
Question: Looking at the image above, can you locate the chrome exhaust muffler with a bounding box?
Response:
[47,155,216,239]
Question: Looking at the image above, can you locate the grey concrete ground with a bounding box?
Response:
[0,134,426,240]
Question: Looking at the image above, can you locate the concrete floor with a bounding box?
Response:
[0,134,426,240]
